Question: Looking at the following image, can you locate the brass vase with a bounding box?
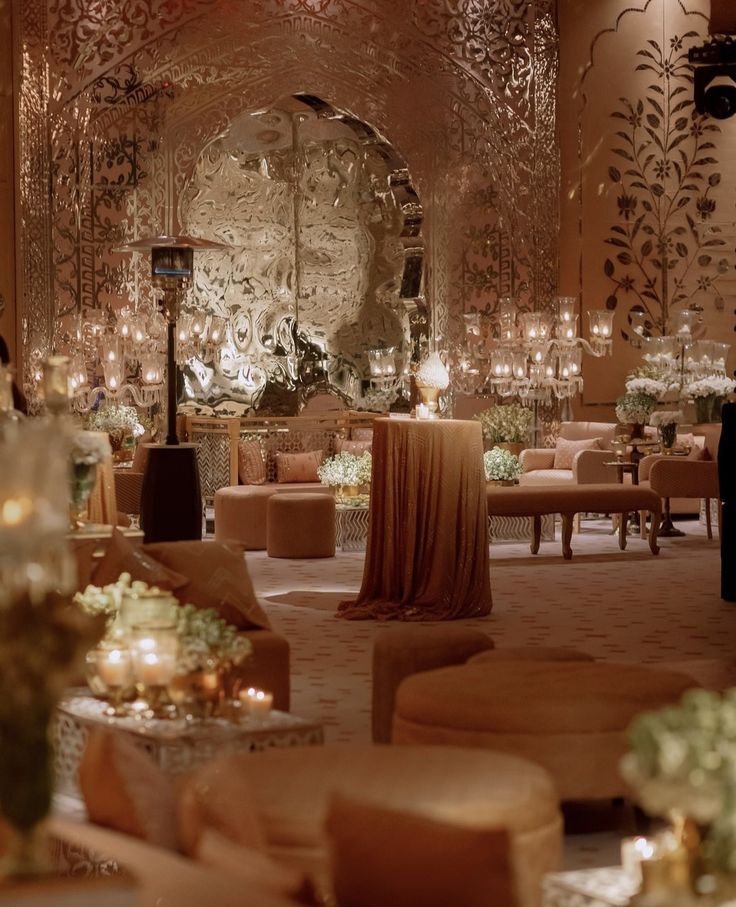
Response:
[335,484,361,503]
[416,384,441,415]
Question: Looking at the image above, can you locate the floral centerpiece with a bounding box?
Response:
[483,448,522,485]
[621,688,736,886]
[414,352,450,414]
[685,376,736,424]
[69,431,110,528]
[85,404,145,462]
[649,410,683,450]
[615,392,659,437]
[318,451,372,502]
[475,404,533,455]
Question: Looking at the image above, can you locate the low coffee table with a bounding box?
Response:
[335,503,370,551]
[543,867,635,906]
[54,690,324,799]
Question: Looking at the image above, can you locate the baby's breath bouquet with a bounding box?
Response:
[615,392,658,426]
[74,572,153,631]
[475,404,533,445]
[621,688,736,875]
[483,448,522,483]
[317,451,372,487]
[85,404,144,437]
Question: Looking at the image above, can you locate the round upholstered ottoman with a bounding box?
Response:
[182,744,562,907]
[393,661,696,801]
[466,647,595,666]
[267,493,336,558]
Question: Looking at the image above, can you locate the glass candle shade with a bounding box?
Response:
[176,316,193,345]
[557,315,579,341]
[588,310,614,340]
[100,336,122,365]
[130,622,179,718]
[41,356,71,415]
[512,352,528,380]
[190,310,208,340]
[118,309,134,342]
[129,316,147,347]
[68,354,88,392]
[102,360,124,393]
[463,313,481,338]
[208,316,227,346]
[557,296,577,323]
[96,643,134,717]
[490,350,513,380]
[140,353,164,386]
[120,590,178,632]
[712,342,730,373]
[671,308,700,339]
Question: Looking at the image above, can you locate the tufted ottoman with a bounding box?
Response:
[266,492,336,558]
[181,744,563,907]
[393,661,696,801]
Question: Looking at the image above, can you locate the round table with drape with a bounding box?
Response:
[338,417,492,620]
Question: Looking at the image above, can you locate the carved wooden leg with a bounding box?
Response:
[619,514,628,550]
[705,498,713,541]
[531,514,541,555]
[561,513,574,560]
[639,511,647,540]
[574,513,581,534]
[648,510,660,555]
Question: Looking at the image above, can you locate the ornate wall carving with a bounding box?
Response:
[16,0,560,412]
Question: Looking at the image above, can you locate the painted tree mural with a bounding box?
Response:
[604,31,728,342]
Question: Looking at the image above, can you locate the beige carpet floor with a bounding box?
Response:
[246,516,735,870]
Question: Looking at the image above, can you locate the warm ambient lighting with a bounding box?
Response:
[1,497,32,527]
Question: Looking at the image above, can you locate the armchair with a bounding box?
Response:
[643,457,720,539]
[519,421,621,486]
[115,441,150,516]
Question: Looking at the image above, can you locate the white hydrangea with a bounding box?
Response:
[70,431,111,466]
[625,377,668,398]
[317,451,372,487]
[649,410,683,428]
[414,352,450,389]
[685,376,736,399]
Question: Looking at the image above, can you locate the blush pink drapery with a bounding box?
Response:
[338,418,492,621]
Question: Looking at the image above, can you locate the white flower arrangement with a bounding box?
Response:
[483,448,523,482]
[620,689,736,872]
[475,404,533,444]
[615,392,658,425]
[70,431,110,466]
[414,352,450,390]
[86,404,144,437]
[74,572,154,630]
[685,376,736,399]
[175,603,252,674]
[625,376,668,398]
[317,451,372,487]
[649,410,683,428]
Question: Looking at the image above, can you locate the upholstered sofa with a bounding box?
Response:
[214,425,373,551]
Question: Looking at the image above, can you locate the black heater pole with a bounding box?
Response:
[719,401,736,601]
[165,314,179,446]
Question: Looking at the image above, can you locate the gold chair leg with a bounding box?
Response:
[639,510,647,540]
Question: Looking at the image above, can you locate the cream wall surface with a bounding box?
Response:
[559,0,736,421]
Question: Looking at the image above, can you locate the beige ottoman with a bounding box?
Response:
[182,744,563,907]
[267,493,336,558]
[393,661,696,801]
[214,484,331,550]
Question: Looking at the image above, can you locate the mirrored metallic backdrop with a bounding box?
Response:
[15,0,559,413]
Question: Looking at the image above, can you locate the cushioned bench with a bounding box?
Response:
[486,482,661,559]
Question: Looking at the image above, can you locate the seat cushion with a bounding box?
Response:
[467,647,594,666]
[395,661,695,735]
[519,470,574,486]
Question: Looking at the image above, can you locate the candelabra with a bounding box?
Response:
[452,297,614,401]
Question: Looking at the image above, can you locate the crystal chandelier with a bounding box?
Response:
[452,297,614,401]
[175,311,228,365]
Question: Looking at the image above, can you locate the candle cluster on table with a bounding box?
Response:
[238,687,274,719]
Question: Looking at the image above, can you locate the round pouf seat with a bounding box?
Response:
[393,661,696,801]
[183,744,562,907]
[267,492,336,558]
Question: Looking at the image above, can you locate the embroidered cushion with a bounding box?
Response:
[553,436,601,470]
[238,440,267,486]
[275,450,324,484]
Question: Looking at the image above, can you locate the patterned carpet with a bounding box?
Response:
[246,516,735,869]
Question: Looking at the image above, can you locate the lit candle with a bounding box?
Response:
[97,647,132,687]
[621,836,656,884]
[416,403,430,420]
[136,650,176,686]
[239,686,273,717]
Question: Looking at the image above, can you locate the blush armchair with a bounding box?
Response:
[519,421,620,486]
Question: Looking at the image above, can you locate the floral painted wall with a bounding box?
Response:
[559,0,736,419]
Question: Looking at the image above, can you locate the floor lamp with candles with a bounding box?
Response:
[120,234,228,543]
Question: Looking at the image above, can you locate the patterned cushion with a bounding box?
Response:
[238,440,266,485]
[336,439,372,455]
[275,450,324,483]
[92,528,189,590]
[553,436,600,470]
[144,541,271,630]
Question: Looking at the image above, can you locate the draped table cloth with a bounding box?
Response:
[338,417,492,620]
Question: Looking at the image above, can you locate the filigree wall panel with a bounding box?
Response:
[559,0,736,416]
[17,0,559,412]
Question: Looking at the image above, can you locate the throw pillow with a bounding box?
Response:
[336,439,372,455]
[79,729,179,849]
[325,795,518,907]
[238,440,267,485]
[275,450,324,483]
[143,540,271,630]
[553,436,601,470]
[350,428,374,442]
[92,528,189,590]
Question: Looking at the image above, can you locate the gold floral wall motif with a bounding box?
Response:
[559,0,736,416]
[15,0,560,411]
